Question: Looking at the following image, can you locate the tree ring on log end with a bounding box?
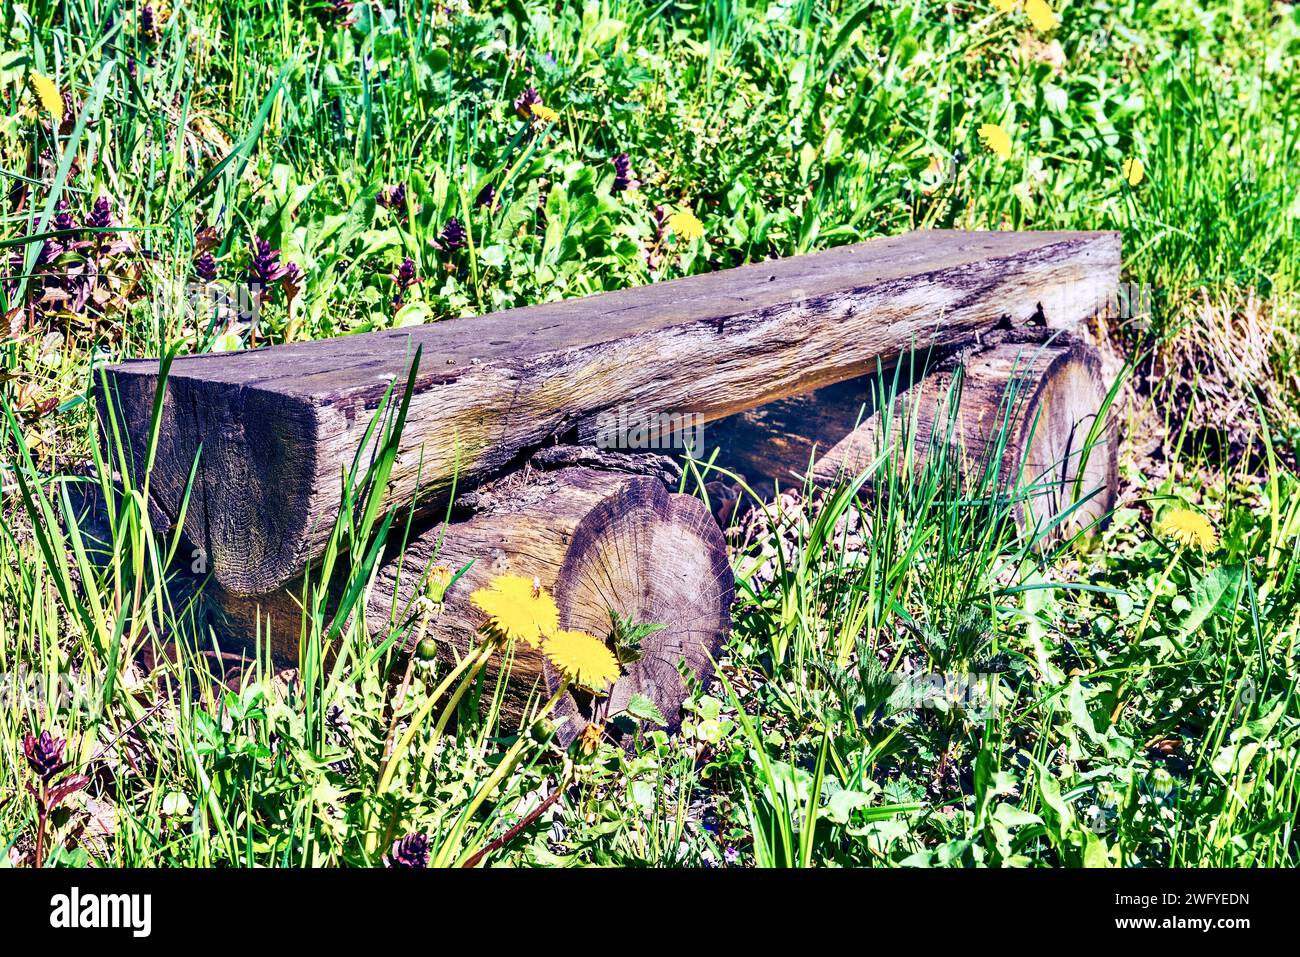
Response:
[548,479,733,748]
[1017,344,1119,539]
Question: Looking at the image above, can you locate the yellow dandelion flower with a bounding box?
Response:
[529,103,560,124]
[977,123,1012,160]
[544,629,621,692]
[30,74,63,123]
[1122,157,1145,187]
[469,573,558,648]
[1025,0,1058,32]
[1159,509,1218,551]
[991,0,1016,12]
[668,209,705,241]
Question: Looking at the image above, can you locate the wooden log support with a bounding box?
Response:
[205,451,732,730]
[99,230,1119,595]
[547,477,733,744]
[705,331,1119,536]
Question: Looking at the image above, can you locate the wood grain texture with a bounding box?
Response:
[707,331,1119,536]
[548,479,733,746]
[98,229,1119,594]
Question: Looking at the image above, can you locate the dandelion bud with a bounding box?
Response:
[1149,766,1175,800]
[424,565,452,604]
[530,716,555,743]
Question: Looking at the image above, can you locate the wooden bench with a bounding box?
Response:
[97,229,1120,733]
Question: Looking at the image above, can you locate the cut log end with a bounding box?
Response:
[1016,345,1118,537]
[547,479,733,747]
[98,367,321,596]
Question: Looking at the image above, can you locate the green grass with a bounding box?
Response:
[1,0,1298,867]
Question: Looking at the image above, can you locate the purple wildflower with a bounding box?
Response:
[724,846,740,866]
[84,196,118,258]
[390,256,417,309]
[247,237,288,291]
[87,196,114,231]
[611,153,635,192]
[377,183,407,214]
[194,251,218,283]
[439,217,466,250]
[140,4,160,43]
[23,731,67,782]
[474,183,496,209]
[393,256,418,288]
[52,199,74,234]
[36,240,62,267]
[386,832,430,868]
[513,86,541,120]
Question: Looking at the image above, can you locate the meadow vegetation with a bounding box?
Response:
[1,0,1298,867]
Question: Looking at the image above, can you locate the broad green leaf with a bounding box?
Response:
[1178,564,1244,640]
[625,693,665,726]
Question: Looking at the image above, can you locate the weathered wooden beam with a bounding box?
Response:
[99,230,1119,594]
[706,330,1119,537]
